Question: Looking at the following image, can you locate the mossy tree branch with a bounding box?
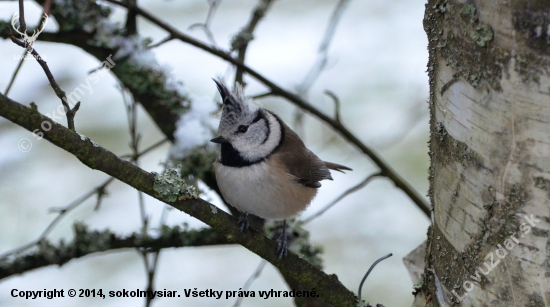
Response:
[0,94,358,307]
[0,224,229,280]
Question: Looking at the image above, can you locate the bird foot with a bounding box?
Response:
[276,220,288,259]
[238,213,249,232]
[276,236,288,259]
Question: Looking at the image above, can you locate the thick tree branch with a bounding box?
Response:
[0,94,357,307]
[0,224,229,280]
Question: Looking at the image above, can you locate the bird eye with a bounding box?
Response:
[237,125,249,133]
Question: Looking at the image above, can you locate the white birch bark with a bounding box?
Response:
[419,0,550,305]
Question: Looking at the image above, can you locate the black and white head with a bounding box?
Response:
[210,80,282,166]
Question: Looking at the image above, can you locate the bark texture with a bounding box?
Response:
[423,0,550,306]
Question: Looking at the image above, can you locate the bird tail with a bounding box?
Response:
[324,162,352,173]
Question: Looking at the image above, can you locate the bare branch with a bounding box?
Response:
[147,35,173,49]
[0,178,115,260]
[17,0,27,34]
[3,50,26,96]
[374,99,428,149]
[297,0,351,96]
[7,29,80,130]
[357,253,393,306]
[233,260,267,307]
[293,0,349,133]
[188,0,222,46]
[0,224,229,280]
[250,91,273,100]
[124,0,137,35]
[5,1,51,95]
[303,172,381,224]
[1,133,167,260]
[119,138,169,159]
[324,89,341,123]
[233,0,275,86]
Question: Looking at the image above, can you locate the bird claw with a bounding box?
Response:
[238,213,249,232]
[276,220,288,259]
[276,235,288,259]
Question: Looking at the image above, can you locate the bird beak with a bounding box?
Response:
[210,136,229,144]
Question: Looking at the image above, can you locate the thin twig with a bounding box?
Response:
[293,0,350,133]
[297,0,350,96]
[5,1,52,96]
[121,86,148,228]
[121,84,155,307]
[18,0,27,34]
[303,172,381,224]
[375,100,428,149]
[188,0,221,46]
[143,242,161,307]
[324,89,341,123]
[0,178,115,260]
[93,182,109,211]
[119,138,169,159]
[233,260,267,307]
[234,0,275,86]
[0,134,167,260]
[101,0,430,217]
[357,253,393,304]
[250,91,273,100]
[7,29,80,131]
[4,50,27,96]
[158,205,172,226]
[147,35,173,49]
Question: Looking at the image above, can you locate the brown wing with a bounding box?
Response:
[275,122,336,188]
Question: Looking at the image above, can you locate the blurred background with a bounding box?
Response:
[0,0,430,306]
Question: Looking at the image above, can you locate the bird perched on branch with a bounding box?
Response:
[210,79,351,258]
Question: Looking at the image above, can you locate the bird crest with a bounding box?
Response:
[213,79,258,131]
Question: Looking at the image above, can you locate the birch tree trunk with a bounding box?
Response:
[420,0,550,305]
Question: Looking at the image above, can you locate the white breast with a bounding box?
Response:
[213,158,317,220]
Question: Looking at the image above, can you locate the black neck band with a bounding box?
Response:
[218,110,285,168]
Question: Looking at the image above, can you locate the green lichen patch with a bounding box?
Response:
[231,31,254,51]
[460,4,478,24]
[166,146,217,184]
[431,1,503,90]
[470,24,493,47]
[51,0,112,33]
[152,169,198,202]
[112,60,188,117]
[428,0,550,90]
[455,2,493,47]
[534,177,549,190]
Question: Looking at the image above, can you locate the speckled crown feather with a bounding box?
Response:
[213,79,259,133]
